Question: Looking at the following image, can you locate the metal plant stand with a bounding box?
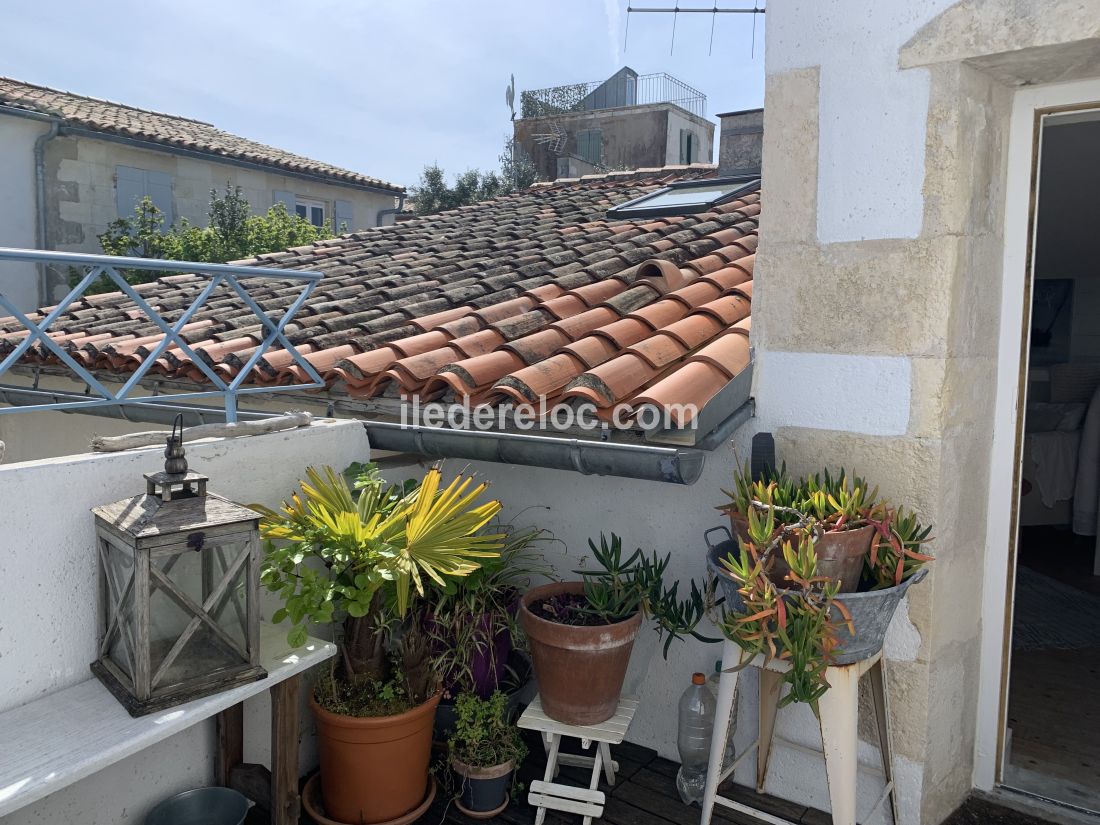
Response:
[518,694,639,825]
[700,640,899,825]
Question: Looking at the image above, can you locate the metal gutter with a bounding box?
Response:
[56,126,405,197]
[375,193,407,226]
[362,420,707,485]
[0,384,275,426]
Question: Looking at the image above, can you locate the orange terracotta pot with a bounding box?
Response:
[520,581,642,725]
[310,689,441,825]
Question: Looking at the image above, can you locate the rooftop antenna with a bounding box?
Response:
[532,123,568,155]
[506,74,517,188]
[625,4,765,56]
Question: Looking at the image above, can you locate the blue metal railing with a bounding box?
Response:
[0,247,325,423]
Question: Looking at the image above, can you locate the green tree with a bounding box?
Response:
[410,137,541,217]
[93,185,337,291]
[500,137,539,191]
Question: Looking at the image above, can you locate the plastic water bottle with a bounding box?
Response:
[707,659,738,770]
[676,672,716,805]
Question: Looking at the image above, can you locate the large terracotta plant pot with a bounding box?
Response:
[519,581,642,725]
[310,689,442,825]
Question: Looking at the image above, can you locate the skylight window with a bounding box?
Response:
[607,176,759,219]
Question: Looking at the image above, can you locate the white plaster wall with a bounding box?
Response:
[765,0,956,243]
[664,108,715,165]
[755,352,912,436]
[0,419,370,825]
[0,114,50,311]
[46,135,398,258]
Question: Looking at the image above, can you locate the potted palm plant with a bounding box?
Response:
[520,534,715,725]
[447,690,528,818]
[256,463,504,825]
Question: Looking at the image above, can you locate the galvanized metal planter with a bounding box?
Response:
[705,528,928,665]
[91,420,266,715]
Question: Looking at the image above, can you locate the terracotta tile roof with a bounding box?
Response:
[0,77,403,193]
[0,165,756,434]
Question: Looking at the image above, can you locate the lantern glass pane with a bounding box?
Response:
[101,537,136,679]
[208,543,249,653]
[148,541,250,688]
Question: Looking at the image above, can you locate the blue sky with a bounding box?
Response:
[0,1,765,189]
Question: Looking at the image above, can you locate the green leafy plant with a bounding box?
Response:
[719,525,853,710]
[448,691,528,770]
[256,463,505,715]
[575,533,719,656]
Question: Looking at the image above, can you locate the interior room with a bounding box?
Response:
[1005,110,1100,813]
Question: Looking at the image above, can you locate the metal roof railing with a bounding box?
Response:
[0,247,324,423]
[521,71,707,119]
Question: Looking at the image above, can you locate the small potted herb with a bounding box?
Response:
[448,691,528,818]
[519,534,715,725]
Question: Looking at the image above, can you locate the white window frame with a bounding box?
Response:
[294,197,326,229]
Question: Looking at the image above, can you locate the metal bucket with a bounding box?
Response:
[705,527,928,665]
[145,787,250,825]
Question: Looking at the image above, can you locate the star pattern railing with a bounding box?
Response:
[0,247,324,423]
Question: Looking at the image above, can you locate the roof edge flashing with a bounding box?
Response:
[363,420,705,485]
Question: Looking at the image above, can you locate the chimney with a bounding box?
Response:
[717,108,763,175]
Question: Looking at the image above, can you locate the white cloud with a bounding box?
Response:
[603,0,624,69]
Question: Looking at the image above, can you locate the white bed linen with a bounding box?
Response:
[1025,430,1081,507]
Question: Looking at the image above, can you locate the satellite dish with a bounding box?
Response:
[506,73,515,121]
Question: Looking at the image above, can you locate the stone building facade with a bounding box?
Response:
[754,1,1100,821]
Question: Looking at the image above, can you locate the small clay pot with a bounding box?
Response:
[451,758,514,818]
[519,581,641,725]
[815,525,875,593]
[310,689,441,825]
[727,513,873,592]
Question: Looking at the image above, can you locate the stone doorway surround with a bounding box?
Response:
[754,2,1100,823]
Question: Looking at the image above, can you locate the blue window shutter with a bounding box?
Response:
[145,170,173,225]
[333,199,353,232]
[680,130,693,164]
[577,130,601,165]
[272,190,295,213]
[115,166,146,219]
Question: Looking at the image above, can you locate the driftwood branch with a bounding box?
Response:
[91,411,313,452]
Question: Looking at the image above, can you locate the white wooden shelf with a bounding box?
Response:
[0,623,335,818]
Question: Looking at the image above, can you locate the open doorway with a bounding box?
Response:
[1003,109,1100,812]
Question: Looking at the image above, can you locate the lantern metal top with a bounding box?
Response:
[91,414,260,546]
[144,414,208,502]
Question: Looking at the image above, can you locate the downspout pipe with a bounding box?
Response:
[27,112,59,305]
[376,193,407,226]
[362,419,707,485]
